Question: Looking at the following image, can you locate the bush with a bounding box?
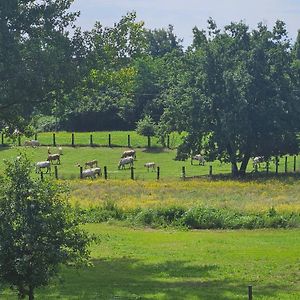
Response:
[80,204,300,230]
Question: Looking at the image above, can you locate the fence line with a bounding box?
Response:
[0,132,178,149]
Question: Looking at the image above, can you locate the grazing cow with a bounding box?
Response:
[191,154,205,166]
[144,162,156,172]
[24,140,40,147]
[252,156,264,169]
[90,167,102,177]
[81,167,101,179]
[118,156,134,169]
[84,159,98,169]
[47,153,60,165]
[121,150,136,159]
[36,161,51,173]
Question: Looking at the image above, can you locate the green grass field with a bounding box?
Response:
[0,145,299,181]
[1,224,299,299]
[1,134,300,299]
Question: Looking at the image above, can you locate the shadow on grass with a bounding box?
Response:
[142,147,170,154]
[40,258,290,299]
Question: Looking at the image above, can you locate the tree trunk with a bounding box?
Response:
[28,286,34,300]
[227,142,239,177]
[239,153,250,176]
[231,162,239,177]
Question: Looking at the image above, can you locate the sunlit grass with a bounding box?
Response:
[1,224,299,299]
[1,145,299,181]
[68,178,300,214]
[2,131,185,149]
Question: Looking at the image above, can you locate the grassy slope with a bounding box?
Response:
[2,224,299,299]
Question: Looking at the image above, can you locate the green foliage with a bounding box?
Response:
[0,156,92,299]
[136,115,157,137]
[161,20,300,176]
[79,204,300,230]
[0,0,79,130]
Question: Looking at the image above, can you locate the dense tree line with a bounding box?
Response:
[1,1,300,174]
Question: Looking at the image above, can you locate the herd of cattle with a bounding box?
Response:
[28,140,157,179]
[25,138,269,179]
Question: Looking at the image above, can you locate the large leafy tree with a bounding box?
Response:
[0,156,92,300]
[0,0,78,131]
[144,25,183,57]
[161,20,300,175]
[63,12,148,130]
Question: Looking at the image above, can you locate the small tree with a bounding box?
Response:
[0,156,92,300]
[136,115,157,147]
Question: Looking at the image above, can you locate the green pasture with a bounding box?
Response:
[1,224,299,299]
[1,131,184,149]
[0,145,299,181]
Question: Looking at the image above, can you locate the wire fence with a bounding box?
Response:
[36,156,299,182]
[0,131,184,149]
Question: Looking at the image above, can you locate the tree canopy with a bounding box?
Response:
[160,20,300,175]
[0,0,78,131]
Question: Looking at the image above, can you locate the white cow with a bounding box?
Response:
[24,140,40,147]
[252,156,264,169]
[121,150,136,159]
[35,161,51,173]
[81,167,101,179]
[118,156,134,169]
[191,154,205,166]
[144,162,156,171]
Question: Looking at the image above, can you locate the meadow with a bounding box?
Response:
[1,132,300,299]
[1,224,299,299]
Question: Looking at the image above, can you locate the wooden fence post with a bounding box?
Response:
[80,166,83,179]
[248,285,252,300]
[90,134,93,147]
[18,135,21,146]
[104,166,108,180]
[128,134,131,148]
[54,166,58,180]
[40,172,44,182]
[182,166,186,180]
[108,134,111,147]
[53,133,56,147]
[266,161,269,174]
[285,156,288,173]
[71,133,75,147]
[1,133,4,145]
[147,136,151,148]
[34,133,37,141]
[130,167,134,180]
[209,165,213,177]
[275,157,279,174]
[294,156,296,172]
[167,135,170,149]
[157,166,160,180]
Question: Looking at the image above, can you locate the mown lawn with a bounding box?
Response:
[1,224,299,299]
